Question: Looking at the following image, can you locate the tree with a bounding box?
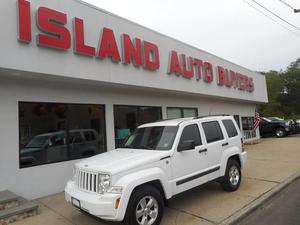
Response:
[280,59,300,118]
[259,58,300,119]
[258,70,284,117]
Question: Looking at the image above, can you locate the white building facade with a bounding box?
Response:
[0,0,268,199]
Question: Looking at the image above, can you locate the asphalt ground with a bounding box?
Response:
[236,178,300,225]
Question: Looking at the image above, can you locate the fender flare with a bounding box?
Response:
[114,167,170,220]
[220,147,241,176]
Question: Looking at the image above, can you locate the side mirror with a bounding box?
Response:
[178,140,195,152]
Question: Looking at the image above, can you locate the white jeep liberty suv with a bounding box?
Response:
[65,115,247,225]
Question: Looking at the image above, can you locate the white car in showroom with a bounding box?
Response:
[65,115,247,225]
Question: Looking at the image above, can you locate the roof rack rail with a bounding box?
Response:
[193,114,230,119]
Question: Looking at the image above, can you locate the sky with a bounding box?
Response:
[82,0,300,72]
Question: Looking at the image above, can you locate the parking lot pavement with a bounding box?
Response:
[13,136,300,225]
[237,178,300,225]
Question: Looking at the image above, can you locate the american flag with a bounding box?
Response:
[253,110,261,130]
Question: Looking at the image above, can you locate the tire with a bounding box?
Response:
[220,159,241,192]
[124,185,164,225]
[275,127,286,138]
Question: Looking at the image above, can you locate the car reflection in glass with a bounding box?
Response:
[20,129,100,167]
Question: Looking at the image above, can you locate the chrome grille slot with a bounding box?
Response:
[75,169,98,193]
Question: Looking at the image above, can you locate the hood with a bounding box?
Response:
[76,149,170,175]
[271,120,289,125]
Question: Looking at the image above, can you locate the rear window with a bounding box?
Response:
[202,121,224,143]
[222,119,238,138]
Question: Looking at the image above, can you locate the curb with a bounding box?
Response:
[219,171,300,225]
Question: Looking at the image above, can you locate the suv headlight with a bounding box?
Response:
[98,174,123,194]
[98,174,111,194]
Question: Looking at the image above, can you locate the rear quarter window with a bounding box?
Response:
[202,121,224,143]
[222,119,238,138]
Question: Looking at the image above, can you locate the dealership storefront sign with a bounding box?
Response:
[17,0,254,92]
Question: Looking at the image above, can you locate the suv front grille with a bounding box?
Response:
[75,169,98,193]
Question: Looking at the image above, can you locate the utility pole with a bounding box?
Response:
[294,9,300,13]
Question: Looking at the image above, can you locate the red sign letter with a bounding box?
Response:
[230,71,238,89]
[248,77,254,92]
[193,58,203,80]
[203,62,213,83]
[168,51,182,76]
[181,55,194,79]
[217,66,226,86]
[143,41,160,70]
[18,0,31,43]
[98,28,121,62]
[37,7,71,50]
[73,18,95,56]
[122,34,142,66]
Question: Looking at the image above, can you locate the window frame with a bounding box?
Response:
[201,120,224,144]
[241,116,254,131]
[178,123,202,150]
[166,107,198,119]
[18,101,107,168]
[233,115,241,130]
[113,104,163,147]
[222,119,238,138]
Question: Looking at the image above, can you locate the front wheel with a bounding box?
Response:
[275,127,286,138]
[124,185,164,225]
[220,159,241,192]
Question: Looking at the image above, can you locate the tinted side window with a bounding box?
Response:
[179,124,201,146]
[69,132,83,143]
[202,121,224,143]
[222,119,238,138]
[84,131,96,141]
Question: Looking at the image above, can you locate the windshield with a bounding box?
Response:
[268,117,284,121]
[124,126,178,150]
[25,135,49,148]
[262,117,271,122]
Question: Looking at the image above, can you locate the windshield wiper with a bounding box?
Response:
[137,145,154,150]
[123,144,154,150]
[123,144,133,148]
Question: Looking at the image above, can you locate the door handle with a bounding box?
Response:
[198,148,207,154]
[222,142,229,147]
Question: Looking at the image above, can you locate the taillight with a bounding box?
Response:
[241,138,245,152]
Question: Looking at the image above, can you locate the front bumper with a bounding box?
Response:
[64,181,123,221]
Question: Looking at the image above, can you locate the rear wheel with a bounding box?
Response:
[124,185,164,225]
[220,159,241,192]
[275,127,286,138]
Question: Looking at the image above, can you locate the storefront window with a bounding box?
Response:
[114,105,162,148]
[167,107,198,119]
[233,115,241,129]
[19,102,106,168]
[241,117,254,130]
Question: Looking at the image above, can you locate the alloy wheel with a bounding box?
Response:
[229,166,240,186]
[135,196,159,225]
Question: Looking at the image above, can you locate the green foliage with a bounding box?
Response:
[259,58,300,119]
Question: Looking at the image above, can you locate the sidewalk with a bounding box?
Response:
[13,135,300,225]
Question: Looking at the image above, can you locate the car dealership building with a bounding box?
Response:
[0,0,268,199]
